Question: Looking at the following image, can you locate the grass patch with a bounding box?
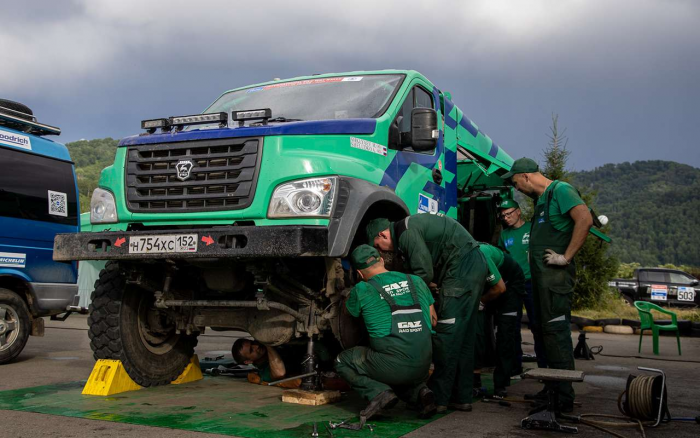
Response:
[572,289,700,323]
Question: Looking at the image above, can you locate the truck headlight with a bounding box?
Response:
[268,177,337,218]
[91,188,118,224]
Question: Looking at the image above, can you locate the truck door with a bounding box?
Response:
[381,84,446,215]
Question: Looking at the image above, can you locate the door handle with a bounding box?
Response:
[432,168,443,184]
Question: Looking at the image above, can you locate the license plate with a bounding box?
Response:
[128,234,198,254]
[677,287,696,302]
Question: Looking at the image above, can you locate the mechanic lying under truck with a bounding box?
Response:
[53,71,519,406]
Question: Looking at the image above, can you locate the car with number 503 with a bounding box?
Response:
[51,70,526,388]
[0,99,81,364]
[609,267,699,308]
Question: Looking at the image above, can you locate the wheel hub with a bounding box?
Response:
[137,298,179,355]
[0,305,19,351]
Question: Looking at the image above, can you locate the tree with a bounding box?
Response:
[540,114,619,309]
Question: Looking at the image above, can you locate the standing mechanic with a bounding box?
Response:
[367,214,493,413]
[478,243,526,397]
[498,199,547,369]
[335,245,437,423]
[502,158,592,411]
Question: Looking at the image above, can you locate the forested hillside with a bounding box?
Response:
[571,161,700,267]
[66,138,119,212]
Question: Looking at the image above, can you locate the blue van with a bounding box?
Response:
[0,99,80,364]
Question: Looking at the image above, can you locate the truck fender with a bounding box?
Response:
[327,177,409,258]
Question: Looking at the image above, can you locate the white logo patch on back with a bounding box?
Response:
[398,320,423,333]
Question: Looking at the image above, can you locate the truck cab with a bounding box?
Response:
[53,70,514,386]
[0,99,80,364]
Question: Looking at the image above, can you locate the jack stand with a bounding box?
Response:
[574,331,595,360]
[521,368,585,434]
[300,335,320,391]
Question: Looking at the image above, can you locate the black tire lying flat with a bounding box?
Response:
[0,99,33,121]
[88,262,198,386]
[0,289,31,364]
[571,316,595,328]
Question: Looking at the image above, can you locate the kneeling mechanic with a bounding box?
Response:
[335,245,438,424]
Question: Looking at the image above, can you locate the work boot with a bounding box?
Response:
[448,403,472,412]
[524,387,547,401]
[417,387,437,419]
[359,390,399,422]
[494,388,508,398]
[557,402,575,414]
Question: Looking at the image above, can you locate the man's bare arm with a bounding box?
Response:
[430,304,437,327]
[564,204,593,262]
[265,346,286,379]
[480,279,506,303]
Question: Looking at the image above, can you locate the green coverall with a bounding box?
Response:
[482,248,526,392]
[388,214,490,406]
[530,181,583,407]
[335,272,433,403]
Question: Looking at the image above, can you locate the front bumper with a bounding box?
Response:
[53,226,328,261]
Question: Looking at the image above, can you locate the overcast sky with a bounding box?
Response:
[2,0,698,170]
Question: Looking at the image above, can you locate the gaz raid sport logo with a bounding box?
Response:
[175,160,194,181]
[398,321,423,333]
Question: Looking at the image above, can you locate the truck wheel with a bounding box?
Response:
[88,262,198,386]
[0,289,31,365]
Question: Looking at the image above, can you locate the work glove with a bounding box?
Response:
[479,301,485,311]
[544,249,569,266]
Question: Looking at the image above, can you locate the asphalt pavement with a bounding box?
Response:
[1,315,699,437]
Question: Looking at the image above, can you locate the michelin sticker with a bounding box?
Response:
[0,129,32,151]
[418,194,438,214]
[0,252,26,268]
[350,137,387,156]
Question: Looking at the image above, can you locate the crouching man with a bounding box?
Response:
[335,245,437,424]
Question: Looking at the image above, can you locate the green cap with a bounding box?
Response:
[501,157,539,179]
[498,199,520,210]
[366,218,391,244]
[350,245,381,270]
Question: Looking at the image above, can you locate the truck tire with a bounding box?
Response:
[0,99,33,121]
[88,262,198,386]
[0,289,31,364]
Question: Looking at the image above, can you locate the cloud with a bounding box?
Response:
[1,0,698,168]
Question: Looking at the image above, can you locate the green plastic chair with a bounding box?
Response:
[634,301,681,356]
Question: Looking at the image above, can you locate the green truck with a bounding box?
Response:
[53,70,514,387]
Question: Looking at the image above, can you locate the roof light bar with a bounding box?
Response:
[0,112,61,136]
[171,112,228,128]
[140,118,170,133]
[232,108,272,127]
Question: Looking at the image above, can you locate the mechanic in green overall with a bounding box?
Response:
[502,158,592,411]
[478,243,526,397]
[367,214,493,413]
[498,199,547,370]
[335,245,437,423]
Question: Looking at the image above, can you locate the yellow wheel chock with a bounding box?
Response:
[82,354,203,396]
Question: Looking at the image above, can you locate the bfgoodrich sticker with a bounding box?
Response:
[0,129,32,151]
[0,252,26,268]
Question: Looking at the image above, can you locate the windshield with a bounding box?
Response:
[205,75,404,124]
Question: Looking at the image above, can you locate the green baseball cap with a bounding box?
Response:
[350,245,381,270]
[501,157,539,179]
[366,218,391,244]
[498,199,520,210]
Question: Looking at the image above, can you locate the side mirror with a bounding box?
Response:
[691,279,699,286]
[410,108,438,151]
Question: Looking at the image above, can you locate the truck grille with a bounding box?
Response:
[125,137,262,212]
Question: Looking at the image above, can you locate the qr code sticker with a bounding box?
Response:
[48,190,68,217]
